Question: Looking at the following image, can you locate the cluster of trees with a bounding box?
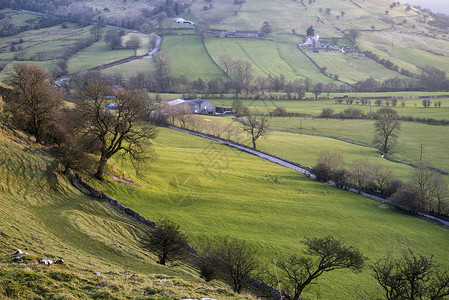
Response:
[363,51,414,77]
[1,64,157,179]
[313,151,449,216]
[390,164,449,214]
[313,152,400,194]
[141,220,368,298]
[141,218,449,299]
[321,103,448,127]
[355,66,449,92]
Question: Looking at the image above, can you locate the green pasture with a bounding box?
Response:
[67,40,135,73]
[360,29,449,75]
[205,35,336,83]
[307,51,405,84]
[90,127,449,299]
[161,35,226,80]
[0,9,41,26]
[264,117,449,174]
[102,57,155,76]
[0,23,93,63]
[195,115,414,181]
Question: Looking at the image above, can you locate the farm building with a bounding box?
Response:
[217,30,265,39]
[166,98,216,115]
[185,98,216,114]
[173,17,195,26]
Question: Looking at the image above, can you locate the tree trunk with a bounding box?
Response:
[252,138,256,149]
[95,155,108,180]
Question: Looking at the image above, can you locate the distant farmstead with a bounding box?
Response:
[217,30,265,39]
[167,98,216,114]
[173,17,195,26]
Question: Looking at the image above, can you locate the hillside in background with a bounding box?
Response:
[1,0,449,84]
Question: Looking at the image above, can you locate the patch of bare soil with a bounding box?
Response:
[111,176,140,187]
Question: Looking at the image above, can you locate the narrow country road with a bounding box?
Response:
[170,126,449,228]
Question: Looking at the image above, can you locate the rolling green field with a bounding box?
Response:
[0,125,250,299]
[89,127,449,299]
[193,115,415,181]
[161,35,226,80]
[102,57,155,76]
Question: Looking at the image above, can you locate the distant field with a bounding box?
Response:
[102,57,154,76]
[264,117,449,173]
[207,97,449,172]
[210,97,449,119]
[205,35,336,82]
[90,127,449,299]
[195,115,415,181]
[307,51,406,83]
[0,23,91,69]
[161,35,226,80]
[67,40,135,73]
[0,60,57,80]
[0,9,41,26]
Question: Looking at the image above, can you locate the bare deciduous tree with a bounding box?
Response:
[218,54,233,75]
[413,164,449,213]
[141,218,189,266]
[230,60,254,86]
[350,160,372,192]
[373,108,401,154]
[211,238,260,293]
[125,35,142,49]
[276,236,366,300]
[5,64,63,143]
[372,249,449,300]
[75,82,157,179]
[242,111,269,149]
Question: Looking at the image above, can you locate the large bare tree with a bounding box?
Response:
[276,236,366,300]
[373,108,401,154]
[75,82,157,179]
[242,111,269,149]
[210,237,260,293]
[5,64,63,143]
[372,249,449,300]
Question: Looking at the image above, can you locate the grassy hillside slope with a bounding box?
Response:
[0,125,251,299]
[89,127,449,299]
[161,35,226,80]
